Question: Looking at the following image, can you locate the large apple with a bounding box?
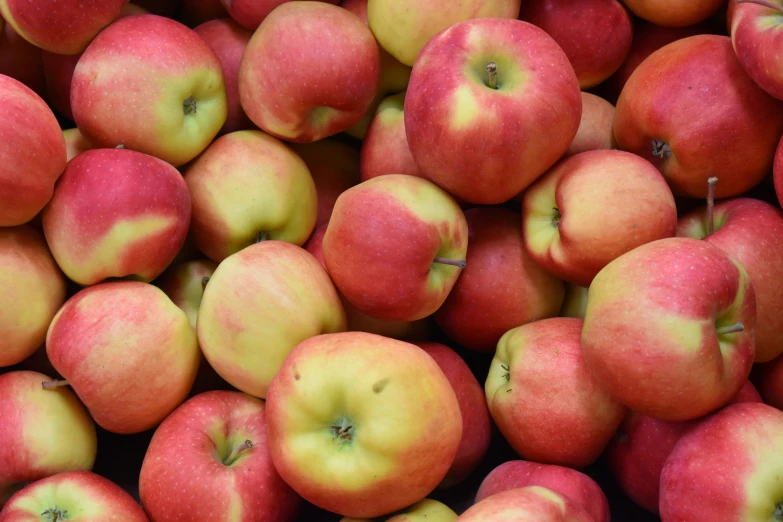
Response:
[45,281,201,434]
[613,35,783,199]
[582,237,757,421]
[458,486,593,522]
[197,241,347,399]
[0,371,97,506]
[71,14,228,167]
[0,226,67,368]
[184,130,318,263]
[42,148,192,286]
[265,331,462,518]
[322,174,469,322]
[404,18,582,205]
[340,499,457,522]
[360,92,422,181]
[139,390,301,522]
[434,207,565,353]
[0,74,66,227]
[221,0,340,29]
[0,17,44,97]
[522,149,678,287]
[732,0,783,102]
[620,0,725,27]
[62,128,94,161]
[486,317,626,468]
[238,2,379,143]
[564,93,616,157]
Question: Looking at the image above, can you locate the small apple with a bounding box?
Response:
[458,486,593,522]
[340,499,457,522]
[62,128,94,161]
[564,92,616,157]
[620,0,726,27]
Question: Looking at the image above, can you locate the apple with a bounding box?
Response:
[322,174,469,322]
[458,486,593,522]
[522,149,678,287]
[754,354,783,410]
[359,92,422,182]
[184,130,317,263]
[71,14,228,168]
[475,461,610,522]
[776,134,783,207]
[265,331,462,518]
[340,499,457,522]
[42,148,191,286]
[0,74,66,227]
[62,128,94,161]
[732,0,783,102]
[613,35,783,199]
[220,0,340,29]
[415,342,491,489]
[45,281,201,434]
[367,0,522,67]
[564,92,616,157]
[660,403,783,521]
[238,2,380,143]
[486,317,626,468]
[620,0,726,27]
[197,240,347,399]
[560,284,588,319]
[434,207,565,353]
[0,371,97,506]
[582,236,757,421]
[0,226,67,368]
[404,18,582,205]
[193,18,254,135]
[179,0,230,26]
[0,471,149,521]
[139,390,301,522]
[0,17,44,97]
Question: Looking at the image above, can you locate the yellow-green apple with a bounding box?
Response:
[197,240,346,399]
[238,2,379,143]
[582,236,757,421]
[522,149,678,287]
[71,14,228,167]
[458,486,593,522]
[607,380,763,514]
[0,18,44,97]
[0,226,66,368]
[62,129,94,161]
[0,471,148,522]
[564,93,616,157]
[732,0,783,101]
[415,342,491,489]
[613,35,783,199]
[139,390,301,522]
[265,331,462,518]
[475,461,610,522]
[0,74,66,227]
[45,281,200,434]
[340,499,457,522]
[754,354,783,410]
[485,317,627,468]
[404,18,582,205]
[519,0,633,89]
[184,130,317,263]
[434,207,565,353]
[560,284,588,319]
[367,0,521,67]
[0,371,97,506]
[288,138,361,229]
[179,0,229,26]
[322,174,468,322]
[678,196,783,362]
[193,18,254,135]
[0,0,127,54]
[621,0,726,27]
[660,402,783,521]
[220,0,339,29]
[360,92,422,181]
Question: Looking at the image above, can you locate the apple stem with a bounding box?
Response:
[433,257,467,269]
[115,143,125,149]
[223,439,253,466]
[183,96,198,115]
[717,322,744,335]
[486,62,498,89]
[706,176,718,236]
[201,276,210,292]
[41,379,70,390]
[735,0,783,12]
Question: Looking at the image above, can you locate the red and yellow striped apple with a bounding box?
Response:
[732,0,783,101]
[564,92,616,157]
[360,92,422,182]
[458,486,593,522]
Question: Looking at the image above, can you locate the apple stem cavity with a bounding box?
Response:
[201,276,210,292]
[485,62,498,89]
[41,379,70,390]
[736,0,783,12]
[433,257,467,269]
[223,439,253,466]
[651,139,672,159]
[706,176,718,236]
[183,96,198,115]
[717,322,745,335]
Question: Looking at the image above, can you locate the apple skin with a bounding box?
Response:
[63,128,94,161]
[322,174,469,322]
[613,34,783,199]
[415,342,491,489]
[0,226,67,368]
[0,371,97,506]
[560,284,588,319]
[139,390,301,522]
[458,486,593,522]
[620,0,726,27]
[184,130,318,263]
[607,380,763,514]
[753,354,783,410]
[660,402,783,522]
[732,1,783,102]
[564,92,616,157]
[522,149,678,287]
[221,0,339,29]
[404,18,582,205]
[340,499,457,522]
[197,241,347,399]
[475,460,610,522]
[581,236,757,421]
[0,19,45,98]
[71,14,228,168]
[42,148,192,286]
[46,281,201,434]
[0,74,66,227]
[0,471,149,522]
[238,2,380,143]
[0,0,127,55]
[434,207,565,353]
[486,317,627,468]
[265,331,463,518]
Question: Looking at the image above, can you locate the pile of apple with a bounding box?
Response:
[3,0,783,521]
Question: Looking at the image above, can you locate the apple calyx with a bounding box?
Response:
[552,207,561,228]
[433,257,467,269]
[706,176,718,236]
[500,364,510,382]
[201,276,210,292]
[735,0,783,12]
[485,62,498,90]
[41,508,68,521]
[41,379,70,390]
[774,502,783,520]
[222,439,254,466]
[717,322,745,335]
[651,139,672,159]
[330,416,355,446]
[183,96,198,115]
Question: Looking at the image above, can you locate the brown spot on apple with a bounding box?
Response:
[372,378,390,393]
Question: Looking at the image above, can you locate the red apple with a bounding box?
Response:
[621,0,726,27]
[221,0,340,29]
[359,92,422,181]
[776,134,783,207]
[564,92,615,157]
[0,18,44,97]
[458,486,593,522]
[732,0,783,103]
[404,18,582,204]
[754,354,783,410]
